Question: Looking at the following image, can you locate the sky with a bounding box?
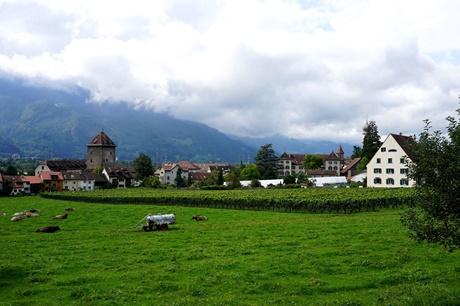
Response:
[1,0,459,145]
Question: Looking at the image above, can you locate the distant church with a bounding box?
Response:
[86,131,117,170]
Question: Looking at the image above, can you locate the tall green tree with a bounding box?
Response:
[303,154,323,170]
[361,120,382,161]
[175,167,186,188]
[401,110,460,251]
[254,144,278,179]
[133,153,153,181]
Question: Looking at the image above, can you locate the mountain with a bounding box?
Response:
[228,135,356,158]
[0,78,255,163]
[0,77,359,163]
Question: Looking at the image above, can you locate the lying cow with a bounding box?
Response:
[192,215,208,221]
[65,207,76,211]
[36,226,60,233]
[53,213,68,220]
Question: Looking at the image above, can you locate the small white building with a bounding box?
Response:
[366,133,415,188]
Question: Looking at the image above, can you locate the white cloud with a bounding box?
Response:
[1,0,460,144]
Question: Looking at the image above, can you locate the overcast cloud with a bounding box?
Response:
[1,0,459,144]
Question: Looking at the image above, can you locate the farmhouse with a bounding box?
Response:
[366,133,415,188]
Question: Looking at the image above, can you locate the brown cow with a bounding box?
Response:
[192,215,208,221]
[53,213,68,220]
[29,209,41,213]
[36,226,60,233]
[65,208,76,211]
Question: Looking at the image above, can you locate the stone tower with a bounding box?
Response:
[86,131,117,170]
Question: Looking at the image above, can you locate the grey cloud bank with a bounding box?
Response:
[1,0,459,145]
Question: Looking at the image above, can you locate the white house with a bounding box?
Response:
[62,171,95,191]
[366,133,415,188]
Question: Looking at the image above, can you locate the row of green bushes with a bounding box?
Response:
[41,187,416,214]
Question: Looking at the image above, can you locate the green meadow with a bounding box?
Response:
[1,195,459,306]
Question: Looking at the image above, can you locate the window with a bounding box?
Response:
[388,158,393,164]
[389,149,397,152]
[374,178,382,184]
[333,166,338,170]
[285,165,290,169]
[328,166,332,170]
[386,168,394,174]
[374,168,382,174]
[400,179,409,186]
[381,147,386,152]
[334,161,337,164]
[386,178,394,185]
[400,158,405,163]
[400,168,408,174]
[377,158,381,164]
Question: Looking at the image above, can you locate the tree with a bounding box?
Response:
[361,120,382,161]
[240,164,261,180]
[217,169,224,186]
[303,154,323,170]
[175,167,186,188]
[225,172,242,189]
[350,145,362,159]
[401,110,460,251]
[133,153,153,181]
[283,174,296,184]
[254,144,278,179]
[5,165,17,175]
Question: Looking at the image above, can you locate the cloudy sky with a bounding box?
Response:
[1,0,459,145]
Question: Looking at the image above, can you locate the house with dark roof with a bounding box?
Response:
[366,133,415,187]
[35,160,87,176]
[62,171,99,191]
[103,166,137,188]
[278,145,346,177]
[341,157,362,178]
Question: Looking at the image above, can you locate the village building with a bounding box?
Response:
[86,131,117,170]
[278,145,347,177]
[366,133,415,188]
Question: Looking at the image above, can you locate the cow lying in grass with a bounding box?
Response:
[36,226,60,233]
[65,207,76,211]
[53,213,68,220]
[192,215,208,221]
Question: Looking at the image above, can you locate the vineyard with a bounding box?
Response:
[41,187,416,213]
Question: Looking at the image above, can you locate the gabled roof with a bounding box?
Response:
[390,133,416,161]
[177,161,201,171]
[104,166,136,179]
[40,160,87,171]
[23,175,43,184]
[341,158,361,174]
[40,172,64,181]
[62,171,91,180]
[87,131,117,147]
[162,163,179,171]
[326,151,340,160]
[278,153,306,165]
[189,172,208,180]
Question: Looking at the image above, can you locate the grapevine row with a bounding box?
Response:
[41,188,416,214]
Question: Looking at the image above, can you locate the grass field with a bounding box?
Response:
[1,196,459,305]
